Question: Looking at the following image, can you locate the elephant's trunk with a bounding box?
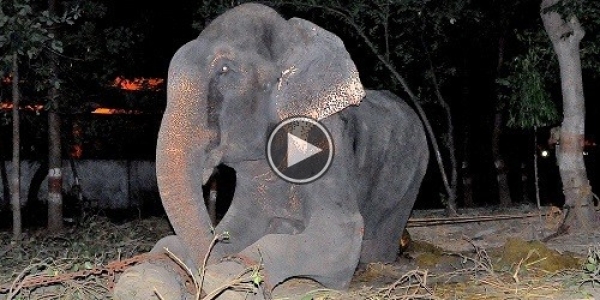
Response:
[156,41,222,266]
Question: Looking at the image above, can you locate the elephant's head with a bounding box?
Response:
[156,3,365,265]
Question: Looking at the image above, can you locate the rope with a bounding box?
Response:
[0,252,194,295]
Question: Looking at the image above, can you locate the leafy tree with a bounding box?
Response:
[484,0,531,207]
[56,1,156,160]
[42,0,146,232]
[0,0,78,237]
[540,0,600,230]
[0,0,147,232]
[500,50,558,129]
[497,31,559,216]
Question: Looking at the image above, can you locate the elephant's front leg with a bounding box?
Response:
[239,199,364,290]
[208,166,363,294]
[197,161,293,299]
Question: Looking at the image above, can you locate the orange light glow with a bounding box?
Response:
[91,107,143,114]
[0,103,148,114]
[70,144,83,158]
[113,76,164,91]
[0,102,44,111]
[2,76,164,114]
[91,108,113,114]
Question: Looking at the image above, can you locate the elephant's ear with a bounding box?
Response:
[272,18,365,121]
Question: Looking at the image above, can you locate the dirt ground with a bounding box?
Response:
[2,205,600,299]
[408,205,600,257]
[271,204,600,299]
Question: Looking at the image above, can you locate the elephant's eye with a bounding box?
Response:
[220,65,229,74]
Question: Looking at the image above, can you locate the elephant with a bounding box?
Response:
[114,3,429,299]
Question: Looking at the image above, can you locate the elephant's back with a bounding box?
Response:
[333,89,429,182]
[360,90,424,133]
[344,89,428,157]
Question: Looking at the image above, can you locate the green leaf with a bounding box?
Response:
[589,256,597,264]
[252,273,263,287]
[586,263,596,272]
[496,78,510,87]
[84,261,93,270]
[50,40,63,53]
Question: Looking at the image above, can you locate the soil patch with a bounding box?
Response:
[1,205,600,299]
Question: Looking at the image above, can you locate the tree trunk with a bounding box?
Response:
[460,59,474,208]
[492,112,512,206]
[445,105,458,216]
[541,0,595,230]
[48,111,63,232]
[11,52,22,238]
[1,157,9,212]
[47,0,63,233]
[434,85,457,216]
[492,36,512,207]
[534,127,541,209]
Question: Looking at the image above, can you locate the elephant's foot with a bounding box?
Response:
[200,260,266,300]
[113,262,194,300]
[114,236,197,300]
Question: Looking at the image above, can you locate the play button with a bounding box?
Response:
[267,117,334,184]
[287,133,322,167]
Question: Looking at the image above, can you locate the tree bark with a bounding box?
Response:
[492,112,512,206]
[541,0,595,229]
[492,36,512,207]
[1,154,9,212]
[460,58,474,208]
[11,52,22,238]
[48,109,63,232]
[47,0,63,233]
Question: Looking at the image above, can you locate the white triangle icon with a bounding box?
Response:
[287,133,322,168]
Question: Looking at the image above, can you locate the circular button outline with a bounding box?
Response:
[266,116,334,184]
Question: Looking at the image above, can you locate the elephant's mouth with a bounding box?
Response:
[202,164,236,226]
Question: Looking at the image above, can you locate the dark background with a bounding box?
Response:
[0,0,598,215]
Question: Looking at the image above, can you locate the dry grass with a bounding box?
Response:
[0,215,172,299]
[0,216,597,300]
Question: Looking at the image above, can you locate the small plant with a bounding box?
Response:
[161,230,264,300]
[581,245,600,285]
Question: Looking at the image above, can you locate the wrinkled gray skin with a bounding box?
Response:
[114,3,428,299]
